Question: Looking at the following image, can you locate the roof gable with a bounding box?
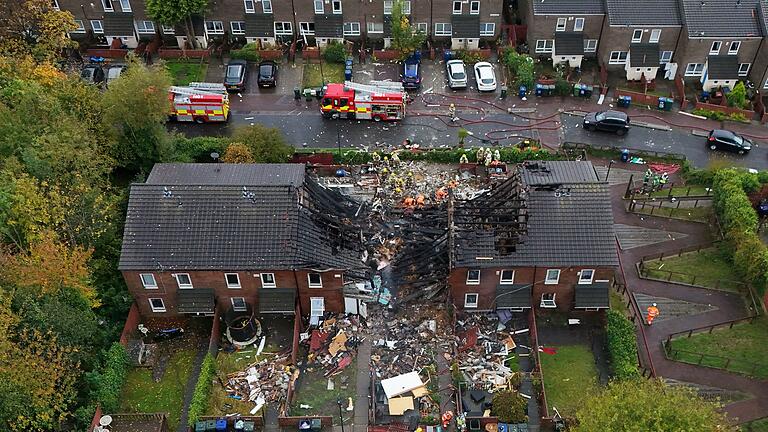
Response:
[315,14,344,37]
[606,0,682,25]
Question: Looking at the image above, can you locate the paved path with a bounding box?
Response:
[353,335,372,431]
[610,182,768,424]
[177,338,209,432]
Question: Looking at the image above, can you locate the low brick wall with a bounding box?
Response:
[119,302,140,347]
[277,415,333,427]
[158,48,210,59]
[694,100,755,119]
[88,405,103,432]
[373,50,400,61]
[85,48,128,58]
[302,48,321,60]
[258,49,283,60]
[616,88,671,107]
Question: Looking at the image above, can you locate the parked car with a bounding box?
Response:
[105,64,125,86]
[80,64,105,85]
[583,110,630,135]
[446,59,467,89]
[402,59,421,90]
[473,62,497,92]
[257,60,278,88]
[707,129,752,155]
[224,59,248,91]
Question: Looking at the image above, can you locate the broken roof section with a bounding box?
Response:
[120,163,369,277]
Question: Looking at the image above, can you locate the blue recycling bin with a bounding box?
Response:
[621,149,630,163]
[345,57,353,68]
[518,85,527,98]
[658,96,666,110]
[216,419,227,431]
[444,50,454,62]
[535,83,544,96]
[618,95,631,108]
[344,67,353,81]
[578,84,587,97]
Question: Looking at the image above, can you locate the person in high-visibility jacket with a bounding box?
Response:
[646,303,660,325]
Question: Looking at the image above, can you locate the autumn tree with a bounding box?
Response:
[222,142,256,163]
[0,0,77,61]
[390,0,426,59]
[231,125,294,163]
[146,0,208,49]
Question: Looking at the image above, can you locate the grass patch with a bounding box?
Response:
[165,60,209,86]
[610,289,626,313]
[632,204,712,222]
[743,418,768,432]
[668,317,768,379]
[302,63,345,88]
[539,345,600,417]
[206,350,263,417]
[291,357,357,416]
[650,185,711,197]
[120,348,197,430]
[641,247,744,292]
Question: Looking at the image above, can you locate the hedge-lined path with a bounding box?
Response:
[609,180,768,424]
[177,338,208,432]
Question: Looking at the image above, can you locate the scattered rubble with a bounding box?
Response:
[223,351,297,415]
[304,314,364,376]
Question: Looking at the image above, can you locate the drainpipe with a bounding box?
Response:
[596,14,606,60]
[672,26,683,63]
[291,0,298,48]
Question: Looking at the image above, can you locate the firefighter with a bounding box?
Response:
[371,152,381,163]
[416,194,426,208]
[391,152,401,165]
[476,147,485,164]
[459,153,469,164]
[448,103,456,121]
[484,150,493,167]
[646,303,660,325]
[436,187,448,201]
[442,411,454,428]
[448,180,458,189]
[494,149,501,163]
[403,196,415,207]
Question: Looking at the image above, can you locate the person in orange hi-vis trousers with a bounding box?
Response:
[646,303,660,325]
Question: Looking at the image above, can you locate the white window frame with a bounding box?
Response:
[434,23,452,36]
[274,21,293,35]
[632,29,643,43]
[343,22,360,36]
[231,21,245,35]
[556,18,567,32]
[464,293,479,308]
[383,0,393,14]
[118,0,131,12]
[499,270,515,285]
[73,20,86,33]
[244,0,255,13]
[53,0,60,10]
[470,1,480,15]
[729,41,741,55]
[367,22,384,33]
[401,1,411,14]
[540,293,557,308]
[609,51,628,64]
[660,50,673,63]
[544,269,560,285]
[480,23,495,36]
[310,297,325,317]
[149,298,166,313]
[685,63,704,76]
[332,0,342,14]
[710,41,721,55]
[574,18,584,32]
[314,0,324,13]
[262,0,272,13]
[162,25,175,34]
[578,269,595,284]
[140,273,157,289]
[739,63,751,76]
[536,39,554,53]
[584,39,597,52]
[231,297,247,312]
[416,22,428,34]
[261,273,276,288]
[101,0,113,12]
[308,273,323,288]
[466,269,480,285]
[205,20,225,35]
[174,273,193,289]
[225,273,241,289]
[136,20,155,34]
[300,22,315,35]
[649,29,661,43]
[764,76,768,89]
[453,1,462,14]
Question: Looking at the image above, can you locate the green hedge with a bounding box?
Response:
[94,343,130,412]
[606,310,640,380]
[187,353,217,426]
[298,146,558,165]
[230,43,261,62]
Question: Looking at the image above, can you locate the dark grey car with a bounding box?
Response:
[583,110,630,136]
[224,59,248,92]
[707,129,752,155]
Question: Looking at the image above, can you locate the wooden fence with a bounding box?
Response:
[615,88,672,107]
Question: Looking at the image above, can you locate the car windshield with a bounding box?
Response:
[405,63,418,76]
[481,77,494,85]
[107,68,122,79]
[731,134,744,145]
[595,112,607,121]
[227,65,243,77]
[450,65,465,79]
[259,65,273,76]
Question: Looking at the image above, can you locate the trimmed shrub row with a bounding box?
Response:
[606,310,641,380]
[300,146,558,165]
[187,353,217,426]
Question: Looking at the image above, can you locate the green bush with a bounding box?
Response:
[94,343,130,412]
[501,47,535,89]
[492,390,528,423]
[323,146,557,165]
[606,310,640,380]
[323,42,347,64]
[187,353,216,426]
[727,81,747,109]
[691,108,726,121]
[456,50,485,64]
[170,136,228,162]
[554,78,571,96]
[230,43,261,62]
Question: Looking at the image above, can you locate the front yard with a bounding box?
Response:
[165,60,209,86]
[641,247,744,292]
[302,63,345,88]
[539,344,600,417]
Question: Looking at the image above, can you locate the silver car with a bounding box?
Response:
[473,62,497,91]
[446,59,467,89]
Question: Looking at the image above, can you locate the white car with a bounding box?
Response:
[446,60,468,89]
[473,62,497,91]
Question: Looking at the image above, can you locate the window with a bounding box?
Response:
[308,273,323,288]
[578,269,595,284]
[174,273,193,289]
[149,298,166,312]
[660,50,673,63]
[465,293,479,308]
[343,22,360,35]
[310,297,325,316]
[230,21,245,35]
[434,23,452,36]
[685,63,704,76]
[556,18,566,32]
[101,0,113,12]
[262,0,272,13]
[470,1,480,14]
[225,273,241,288]
[162,25,175,34]
[500,270,515,284]
[332,0,342,14]
[90,20,104,33]
[453,1,462,14]
[536,39,554,53]
[140,273,157,289]
[480,23,495,36]
[739,63,751,76]
[136,20,155,34]
[574,18,584,32]
[544,269,560,285]
[401,1,411,14]
[206,20,225,34]
[261,273,276,288]
[119,0,131,12]
[466,269,480,285]
[710,41,721,55]
[384,0,393,14]
[52,0,60,10]
[300,22,315,35]
[649,29,661,43]
[632,29,643,43]
[729,41,741,55]
[231,297,247,312]
[764,77,768,89]
[416,22,428,33]
[584,39,597,52]
[72,20,86,33]
[540,293,557,308]
[314,0,324,13]
[244,0,255,12]
[609,51,628,64]
[367,22,384,33]
[274,22,292,35]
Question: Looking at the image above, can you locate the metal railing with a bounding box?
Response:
[627,196,711,220]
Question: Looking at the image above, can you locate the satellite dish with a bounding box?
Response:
[99,415,113,426]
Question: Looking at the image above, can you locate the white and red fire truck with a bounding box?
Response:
[169,82,229,123]
[321,81,406,121]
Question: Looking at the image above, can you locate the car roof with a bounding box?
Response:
[259,60,276,66]
[229,59,248,65]
[603,110,628,120]
[712,129,737,138]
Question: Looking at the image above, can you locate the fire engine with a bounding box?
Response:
[321,81,406,121]
[169,82,229,123]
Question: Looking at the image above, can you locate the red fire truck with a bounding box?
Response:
[321,81,406,121]
[169,82,229,123]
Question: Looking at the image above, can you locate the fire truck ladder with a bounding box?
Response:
[169,86,226,97]
[343,80,404,95]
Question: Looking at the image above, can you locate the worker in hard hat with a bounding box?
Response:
[646,303,660,325]
[416,194,425,208]
[459,153,469,164]
[403,196,415,207]
[391,152,401,165]
[436,187,448,201]
[371,152,381,163]
[448,103,456,121]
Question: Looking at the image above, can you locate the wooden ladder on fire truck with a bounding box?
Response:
[343,80,405,95]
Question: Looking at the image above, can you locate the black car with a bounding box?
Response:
[583,110,630,135]
[80,64,105,85]
[707,129,752,155]
[257,61,278,88]
[224,59,248,92]
[402,60,421,89]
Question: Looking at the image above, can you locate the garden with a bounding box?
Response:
[164,59,209,86]
[639,247,746,293]
[539,344,600,417]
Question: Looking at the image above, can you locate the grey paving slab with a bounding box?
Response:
[593,166,638,185]
[614,223,688,250]
[633,292,718,322]
[663,378,753,403]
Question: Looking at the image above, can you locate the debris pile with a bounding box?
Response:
[305,314,364,376]
[224,352,298,414]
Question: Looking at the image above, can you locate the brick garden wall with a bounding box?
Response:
[119,302,141,346]
[694,100,755,120]
[158,48,210,59]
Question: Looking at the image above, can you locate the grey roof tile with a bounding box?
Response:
[259,288,296,313]
[575,282,610,308]
[533,0,605,15]
[245,13,275,37]
[496,284,532,308]
[606,0,682,25]
[451,15,481,38]
[315,14,344,38]
[520,160,598,185]
[554,32,585,55]
[630,43,660,67]
[681,0,764,37]
[707,55,739,79]
[104,13,135,36]
[146,163,305,187]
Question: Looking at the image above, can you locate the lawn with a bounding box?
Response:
[206,349,266,417]
[743,418,768,432]
[610,288,626,312]
[120,348,198,430]
[539,344,600,417]
[632,203,712,222]
[650,185,711,197]
[302,63,345,88]
[165,60,209,86]
[641,247,744,292]
[668,317,768,379]
[291,356,357,417]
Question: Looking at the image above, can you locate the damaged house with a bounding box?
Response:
[448,160,619,312]
[119,163,369,318]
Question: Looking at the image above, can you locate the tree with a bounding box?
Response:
[492,390,527,423]
[222,142,256,163]
[231,125,294,163]
[0,0,77,61]
[727,81,747,109]
[573,379,731,431]
[390,0,426,59]
[502,48,535,89]
[146,0,208,49]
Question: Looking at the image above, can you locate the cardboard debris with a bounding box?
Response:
[304,313,363,376]
[388,396,415,415]
[411,385,429,398]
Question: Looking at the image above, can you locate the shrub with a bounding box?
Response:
[456,50,485,64]
[325,146,556,165]
[501,48,535,89]
[692,108,726,121]
[170,136,228,162]
[554,78,571,96]
[230,43,261,62]
[187,353,217,426]
[323,42,346,64]
[492,390,528,423]
[606,310,640,380]
[95,343,130,412]
[727,81,747,109]
[728,112,749,123]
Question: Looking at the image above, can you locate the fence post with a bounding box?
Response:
[667,272,673,282]
[688,329,693,338]
[709,325,714,334]
[686,186,691,196]
[724,358,731,369]
[691,275,696,286]
[698,353,704,365]
[668,183,674,199]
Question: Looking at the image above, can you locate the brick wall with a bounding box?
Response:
[694,100,755,119]
[277,416,333,427]
[119,302,141,346]
[158,48,210,59]
[85,48,128,58]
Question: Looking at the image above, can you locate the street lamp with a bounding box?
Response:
[336,397,345,432]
